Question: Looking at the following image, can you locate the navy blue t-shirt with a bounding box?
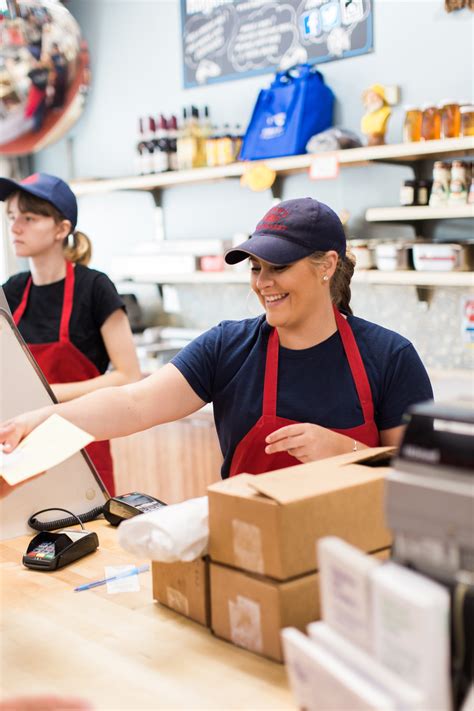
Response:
[172,314,433,479]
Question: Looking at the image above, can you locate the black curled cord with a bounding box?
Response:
[28,506,105,531]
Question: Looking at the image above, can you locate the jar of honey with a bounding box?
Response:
[421,103,441,141]
[402,106,422,142]
[460,105,474,137]
[439,100,461,139]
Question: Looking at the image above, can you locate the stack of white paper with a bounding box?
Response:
[307,621,425,709]
[317,536,382,651]
[372,562,452,711]
[282,627,398,711]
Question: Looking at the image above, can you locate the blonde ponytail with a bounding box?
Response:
[63,230,92,266]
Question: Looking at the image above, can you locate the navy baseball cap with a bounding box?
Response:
[225,197,346,266]
[0,172,77,232]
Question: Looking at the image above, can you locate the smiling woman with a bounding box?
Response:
[0,197,433,489]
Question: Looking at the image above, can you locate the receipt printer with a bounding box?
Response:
[386,401,474,583]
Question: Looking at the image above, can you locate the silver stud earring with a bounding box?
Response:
[323,274,329,282]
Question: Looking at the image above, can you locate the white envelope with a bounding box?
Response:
[0,414,94,485]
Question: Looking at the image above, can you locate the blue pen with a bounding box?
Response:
[74,564,149,592]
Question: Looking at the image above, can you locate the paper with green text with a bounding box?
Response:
[0,414,94,485]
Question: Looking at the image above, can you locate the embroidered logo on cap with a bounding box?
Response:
[21,173,40,185]
[257,206,289,233]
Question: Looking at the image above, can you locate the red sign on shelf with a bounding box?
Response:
[309,153,340,180]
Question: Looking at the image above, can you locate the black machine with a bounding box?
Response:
[102,492,166,526]
[23,494,166,572]
[27,492,167,532]
[23,528,99,571]
[388,401,474,710]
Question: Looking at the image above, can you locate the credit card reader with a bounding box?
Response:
[102,492,166,526]
[23,529,99,571]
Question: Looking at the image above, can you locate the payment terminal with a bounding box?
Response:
[102,492,166,526]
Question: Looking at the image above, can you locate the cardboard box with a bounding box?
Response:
[210,549,390,663]
[208,447,393,580]
[210,562,321,662]
[152,558,210,627]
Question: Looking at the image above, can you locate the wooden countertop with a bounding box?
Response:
[0,521,294,710]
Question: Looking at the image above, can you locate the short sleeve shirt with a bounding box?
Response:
[172,314,433,478]
[3,264,125,373]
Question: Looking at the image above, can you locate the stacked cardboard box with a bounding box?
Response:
[207,447,394,661]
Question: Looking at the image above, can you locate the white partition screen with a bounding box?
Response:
[0,308,107,540]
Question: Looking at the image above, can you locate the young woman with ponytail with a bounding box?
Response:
[0,197,432,483]
[1,173,141,494]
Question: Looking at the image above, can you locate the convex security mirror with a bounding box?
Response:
[0,0,90,156]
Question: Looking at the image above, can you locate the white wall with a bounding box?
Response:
[29,0,473,273]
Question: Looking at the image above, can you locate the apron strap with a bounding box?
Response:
[262,328,279,417]
[59,260,75,343]
[12,277,32,325]
[262,309,375,424]
[333,306,375,424]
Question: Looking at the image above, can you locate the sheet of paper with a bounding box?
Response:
[105,565,142,594]
[0,414,94,485]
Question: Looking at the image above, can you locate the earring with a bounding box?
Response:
[322,274,329,282]
[67,233,74,248]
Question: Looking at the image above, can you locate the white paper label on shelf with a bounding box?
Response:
[309,153,339,180]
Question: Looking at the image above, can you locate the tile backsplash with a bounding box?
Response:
[170,282,473,373]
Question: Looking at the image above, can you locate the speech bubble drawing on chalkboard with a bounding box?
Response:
[279,44,308,71]
[196,59,221,84]
[183,5,236,70]
[229,3,298,72]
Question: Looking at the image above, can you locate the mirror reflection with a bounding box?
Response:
[0,0,89,156]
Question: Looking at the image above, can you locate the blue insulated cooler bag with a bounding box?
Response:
[240,65,334,160]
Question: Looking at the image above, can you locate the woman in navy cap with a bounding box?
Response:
[0,197,432,480]
[0,172,141,494]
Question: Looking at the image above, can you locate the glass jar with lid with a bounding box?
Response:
[429,161,451,206]
[402,106,422,142]
[347,239,374,270]
[460,105,474,137]
[448,161,468,204]
[421,103,441,141]
[439,100,461,139]
[400,180,417,206]
[416,179,431,206]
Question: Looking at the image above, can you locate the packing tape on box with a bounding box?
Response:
[232,519,264,574]
[229,595,263,654]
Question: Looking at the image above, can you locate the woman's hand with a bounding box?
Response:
[0,409,50,453]
[265,423,365,463]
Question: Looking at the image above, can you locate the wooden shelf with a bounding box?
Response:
[366,204,474,222]
[116,270,474,288]
[70,137,474,196]
[352,270,474,287]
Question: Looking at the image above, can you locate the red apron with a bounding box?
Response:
[13,261,115,495]
[229,306,380,477]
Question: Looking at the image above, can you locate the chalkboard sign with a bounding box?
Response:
[180,0,373,88]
